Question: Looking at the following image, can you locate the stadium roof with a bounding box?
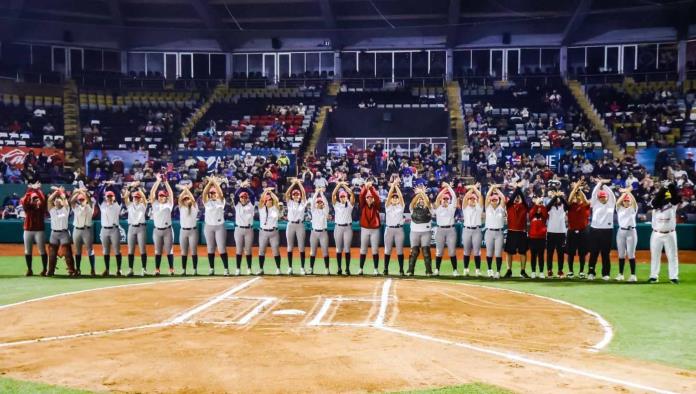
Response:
[0,0,694,51]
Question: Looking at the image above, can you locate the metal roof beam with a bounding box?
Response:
[446,0,461,47]
[190,0,234,51]
[561,0,592,46]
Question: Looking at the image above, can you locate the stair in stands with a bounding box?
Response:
[304,81,339,160]
[179,83,227,139]
[446,80,466,152]
[566,79,622,158]
[62,79,81,167]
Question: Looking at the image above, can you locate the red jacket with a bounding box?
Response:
[528,204,548,239]
[21,189,47,231]
[568,202,590,231]
[359,187,381,229]
[506,188,528,232]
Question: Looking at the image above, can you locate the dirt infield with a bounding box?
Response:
[0,277,694,393]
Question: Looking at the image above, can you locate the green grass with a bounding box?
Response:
[1,255,694,393]
[395,383,513,394]
[0,377,93,394]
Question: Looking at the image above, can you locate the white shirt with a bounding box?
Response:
[127,203,147,225]
[99,202,121,227]
[435,203,456,227]
[385,204,404,226]
[259,205,279,230]
[204,199,226,226]
[333,202,353,225]
[50,206,69,231]
[151,201,173,228]
[72,204,94,228]
[311,204,329,230]
[590,184,616,229]
[547,204,567,233]
[617,206,637,228]
[462,205,483,227]
[651,204,677,232]
[235,202,254,227]
[485,205,505,229]
[287,200,308,222]
[180,204,199,229]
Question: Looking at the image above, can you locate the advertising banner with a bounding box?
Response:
[0,147,65,169]
[634,148,696,173]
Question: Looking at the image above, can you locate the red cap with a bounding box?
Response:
[598,190,608,198]
[490,195,500,201]
[339,190,348,197]
[105,191,115,197]
[77,195,86,202]
[239,191,249,198]
[157,190,168,197]
[291,189,301,195]
[622,194,631,202]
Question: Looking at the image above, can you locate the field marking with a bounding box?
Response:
[373,278,392,327]
[236,297,276,325]
[418,279,614,352]
[168,278,260,324]
[376,325,677,394]
[0,323,168,349]
[308,298,332,326]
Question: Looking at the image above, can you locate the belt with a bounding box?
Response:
[439,225,453,229]
[182,227,196,230]
[487,228,502,231]
[388,225,402,228]
[336,223,350,227]
[262,228,277,232]
[620,226,635,230]
[75,226,91,230]
[53,229,68,232]
[130,223,145,227]
[237,225,251,229]
[464,226,480,230]
[313,229,325,232]
[156,226,171,230]
[102,226,116,229]
[290,220,302,224]
[653,230,674,234]
[570,229,585,233]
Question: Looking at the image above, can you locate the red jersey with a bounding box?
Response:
[568,202,590,231]
[528,204,548,239]
[21,190,47,231]
[506,202,527,232]
[359,187,381,229]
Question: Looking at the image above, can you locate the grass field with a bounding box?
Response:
[1,255,694,393]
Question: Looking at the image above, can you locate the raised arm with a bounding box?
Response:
[47,188,62,210]
[202,178,214,203]
[150,175,162,204]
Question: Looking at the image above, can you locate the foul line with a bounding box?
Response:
[377,325,677,394]
[0,323,168,349]
[168,277,260,324]
[373,278,392,327]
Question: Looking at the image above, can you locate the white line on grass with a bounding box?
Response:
[377,325,676,394]
[308,298,333,326]
[168,277,260,324]
[373,278,392,327]
[0,323,168,348]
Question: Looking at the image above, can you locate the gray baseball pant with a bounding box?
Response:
[100,227,121,255]
[234,227,254,255]
[204,224,227,254]
[23,231,46,255]
[360,227,380,254]
[259,229,280,256]
[49,230,71,245]
[309,230,329,257]
[127,225,146,255]
[180,228,199,256]
[384,227,404,255]
[334,225,353,253]
[484,229,504,258]
[462,228,482,256]
[435,227,456,257]
[286,222,306,251]
[153,227,173,255]
[616,228,637,259]
[73,228,94,256]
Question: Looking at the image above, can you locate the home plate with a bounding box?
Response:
[272,309,306,316]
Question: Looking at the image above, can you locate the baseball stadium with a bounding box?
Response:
[1,1,696,393]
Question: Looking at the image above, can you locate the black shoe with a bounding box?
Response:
[520,270,530,279]
[383,269,389,276]
[670,279,679,284]
[337,269,343,275]
[503,269,512,278]
[648,277,658,284]
[399,270,405,276]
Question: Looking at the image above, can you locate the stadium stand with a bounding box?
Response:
[0,90,64,148]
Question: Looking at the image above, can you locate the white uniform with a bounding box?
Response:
[309,199,330,257]
[126,202,148,255]
[49,206,71,245]
[333,201,354,253]
[286,200,308,252]
[484,204,505,258]
[99,202,122,255]
[72,203,94,256]
[234,202,255,256]
[461,204,483,255]
[179,204,200,256]
[650,204,679,280]
[152,201,174,255]
[384,203,405,255]
[616,206,638,259]
[204,199,227,254]
[434,203,457,257]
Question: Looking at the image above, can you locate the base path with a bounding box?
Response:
[0,277,693,393]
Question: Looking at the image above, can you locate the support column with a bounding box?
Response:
[560,46,568,79]
[446,48,453,82]
[677,39,687,83]
[120,50,128,75]
[333,50,342,80]
[226,53,232,82]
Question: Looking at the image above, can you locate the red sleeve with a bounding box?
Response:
[542,206,549,220]
[528,205,536,220]
[359,187,367,206]
[371,187,380,209]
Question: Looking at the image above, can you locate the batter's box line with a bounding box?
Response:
[308,279,394,328]
[167,277,261,324]
[191,297,277,326]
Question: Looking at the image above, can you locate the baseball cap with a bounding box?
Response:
[105,191,115,197]
[157,190,168,197]
[598,190,608,198]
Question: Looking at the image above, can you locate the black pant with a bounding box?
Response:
[566,229,588,273]
[588,228,612,277]
[529,238,546,273]
[546,232,565,272]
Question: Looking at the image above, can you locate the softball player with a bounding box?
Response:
[150,174,175,276]
[461,185,483,276]
[70,188,95,276]
[615,188,638,282]
[47,187,76,276]
[309,189,330,274]
[98,182,122,276]
[332,182,354,275]
[123,184,148,276]
[504,183,529,278]
[258,189,282,275]
[648,184,680,284]
[20,183,47,276]
[383,181,405,276]
[484,186,506,278]
[434,182,458,276]
[203,178,228,275]
[234,183,255,274]
[545,192,567,278]
[528,197,548,279]
[359,182,381,275]
[588,179,615,281]
[407,188,433,276]
[285,179,308,275]
[566,181,590,278]
[178,186,199,275]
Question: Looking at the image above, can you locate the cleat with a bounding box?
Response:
[628,275,637,282]
[463,268,469,276]
[169,269,175,276]
[566,272,574,278]
[602,275,610,281]
[433,268,439,276]
[538,272,545,279]
[116,270,123,277]
[300,268,306,275]
[275,268,280,275]
[530,272,536,279]
[578,272,586,279]
[475,269,481,277]
[256,269,264,276]
[40,269,47,277]
[306,268,312,275]
[126,268,134,277]
[181,270,187,276]
[503,269,512,278]
[494,272,500,279]
[193,269,198,276]
[520,270,530,279]
[26,269,34,277]
[234,268,240,276]
[670,279,679,284]
[286,267,293,275]
[557,271,565,279]
[486,269,493,278]
[208,268,215,276]
[372,269,379,276]
[224,269,230,276]
[90,269,97,276]
[141,269,146,277]
[383,269,388,276]
[154,269,160,277]
[615,274,625,281]
[453,270,459,277]
[357,268,363,276]
[399,270,405,276]
[547,270,553,278]
[101,269,110,277]
[587,274,595,280]
[648,277,658,283]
